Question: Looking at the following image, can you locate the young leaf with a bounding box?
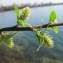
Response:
[37,37,44,51]
[36,31,44,51]
[13,3,19,19]
[36,33,44,45]
[49,10,58,33]
[49,10,56,23]
[52,26,58,33]
[17,20,25,26]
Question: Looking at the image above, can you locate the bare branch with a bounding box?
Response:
[0,22,63,31]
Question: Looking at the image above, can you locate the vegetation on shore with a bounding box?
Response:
[0,2,63,12]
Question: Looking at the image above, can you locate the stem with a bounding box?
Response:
[0,22,63,31]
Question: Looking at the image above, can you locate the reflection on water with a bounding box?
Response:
[0,5,63,63]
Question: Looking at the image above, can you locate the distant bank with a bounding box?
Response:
[0,3,63,12]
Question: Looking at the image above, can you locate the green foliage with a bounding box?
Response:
[0,3,59,51]
[49,10,58,33]
[49,10,56,23]
[35,29,54,51]
[17,20,25,26]
[14,3,31,26]
[0,32,14,48]
[52,26,58,33]
[36,31,44,51]
[13,3,19,19]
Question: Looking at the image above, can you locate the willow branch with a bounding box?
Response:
[0,22,63,31]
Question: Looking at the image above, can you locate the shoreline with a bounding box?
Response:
[0,3,63,12]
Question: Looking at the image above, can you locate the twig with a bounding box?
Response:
[0,22,63,31]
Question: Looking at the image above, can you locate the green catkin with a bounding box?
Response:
[43,33,54,48]
[4,38,14,48]
[20,7,31,21]
[1,32,14,48]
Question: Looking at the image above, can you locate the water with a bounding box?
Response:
[0,5,63,63]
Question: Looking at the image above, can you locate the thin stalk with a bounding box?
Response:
[0,22,63,31]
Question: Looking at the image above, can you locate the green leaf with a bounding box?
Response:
[49,10,56,23]
[37,37,44,51]
[13,3,19,19]
[17,20,25,26]
[52,26,58,33]
[36,33,44,45]
[49,10,58,33]
[36,31,44,51]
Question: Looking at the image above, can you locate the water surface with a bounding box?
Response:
[0,5,63,63]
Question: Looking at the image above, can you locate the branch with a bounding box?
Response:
[0,22,63,31]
